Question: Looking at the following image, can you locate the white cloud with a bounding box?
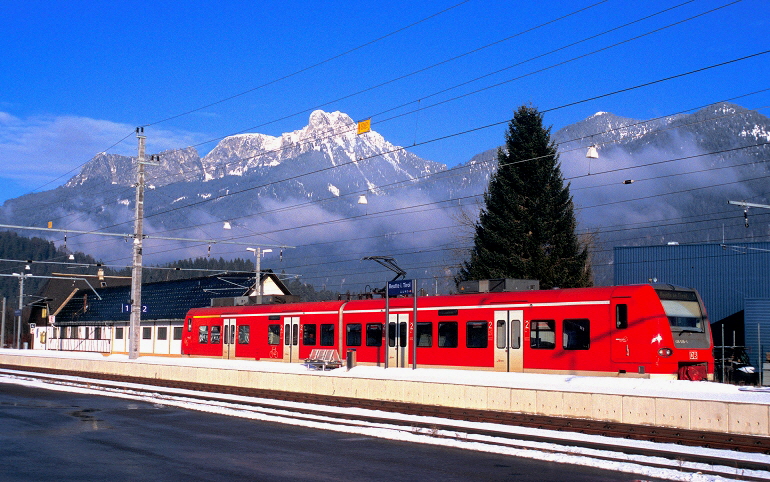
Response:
[0,112,208,197]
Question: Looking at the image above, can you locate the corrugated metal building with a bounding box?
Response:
[614,242,770,370]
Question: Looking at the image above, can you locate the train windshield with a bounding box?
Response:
[656,289,705,332]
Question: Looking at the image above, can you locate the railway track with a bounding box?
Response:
[2,363,769,481]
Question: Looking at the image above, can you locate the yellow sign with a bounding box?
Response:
[357,119,371,135]
[47,221,52,229]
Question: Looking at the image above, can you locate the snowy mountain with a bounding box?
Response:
[1,104,768,289]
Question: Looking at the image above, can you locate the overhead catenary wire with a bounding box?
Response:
[13,0,721,225]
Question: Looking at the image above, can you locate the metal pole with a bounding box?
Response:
[256,247,262,305]
[412,279,417,370]
[16,274,24,349]
[129,129,146,360]
[1,297,5,348]
[384,283,389,369]
[721,323,725,383]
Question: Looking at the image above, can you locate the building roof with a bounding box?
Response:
[53,274,255,325]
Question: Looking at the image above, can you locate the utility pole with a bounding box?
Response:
[129,128,159,360]
[1,297,5,348]
[246,247,272,304]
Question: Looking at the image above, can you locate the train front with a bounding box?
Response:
[654,285,714,381]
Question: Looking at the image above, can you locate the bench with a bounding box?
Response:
[303,349,343,371]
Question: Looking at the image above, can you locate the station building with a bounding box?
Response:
[31,272,293,356]
[614,242,770,371]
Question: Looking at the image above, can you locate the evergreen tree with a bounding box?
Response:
[457,105,591,289]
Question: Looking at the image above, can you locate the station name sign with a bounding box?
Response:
[387,279,414,297]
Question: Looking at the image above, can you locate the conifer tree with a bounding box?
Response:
[457,105,591,289]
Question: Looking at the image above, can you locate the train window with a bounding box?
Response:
[416,322,432,347]
[267,324,280,345]
[142,327,152,340]
[238,325,250,344]
[211,326,221,344]
[320,324,335,346]
[563,319,590,350]
[292,324,299,346]
[366,323,383,346]
[530,320,555,349]
[466,321,488,348]
[511,320,521,349]
[496,320,506,349]
[173,327,183,340]
[187,318,192,332]
[284,324,290,345]
[346,324,362,346]
[157,327,168,341]
[115,327,123,339]
[399,322,407,348]
[616,304,628,329]
[438,322,458,348]
[303,324,317,346]
[199,326,208,344]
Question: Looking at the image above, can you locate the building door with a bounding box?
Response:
[387,313,408,368]
[282,316,300,363]
[494,310,523,372]
[223,318,237,359]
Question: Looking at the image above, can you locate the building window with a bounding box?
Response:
[303,324,316,346]
[466,321,487,348]
[366,323,382,347]
[210,325,221,344]
[346,323,362,346]
[115,327,124,339]
[238,325,250,344]
[173,327,183,340]
[416,322,432,347]
[530,320,555,349]
[94,327,101,340]
[142,327,152,340]
[157,327,168,341]
[267,324,280,345]
[563,319,590,350]
[198,326,208,344]
[438,322,458,348]
[84,328,90,339]
[320,324,334,346]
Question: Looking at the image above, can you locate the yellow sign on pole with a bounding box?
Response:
[357,119,371,135]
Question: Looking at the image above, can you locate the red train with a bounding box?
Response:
[181,284,714,380]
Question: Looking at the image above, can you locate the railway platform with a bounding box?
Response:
[1,349,768,439]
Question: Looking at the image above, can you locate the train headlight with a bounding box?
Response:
[657,347,673,357]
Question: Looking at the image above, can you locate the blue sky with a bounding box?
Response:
[0,0,768,204]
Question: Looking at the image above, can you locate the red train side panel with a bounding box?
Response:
[181,284,713,380]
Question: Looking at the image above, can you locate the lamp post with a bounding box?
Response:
[246,247,272,304]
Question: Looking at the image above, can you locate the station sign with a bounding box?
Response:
[387,279,414,297]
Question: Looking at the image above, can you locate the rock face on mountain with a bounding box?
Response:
[1,104,768,288]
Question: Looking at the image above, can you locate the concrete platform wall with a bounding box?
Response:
[2,354,768,437]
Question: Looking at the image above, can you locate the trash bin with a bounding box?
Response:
[346,348,356,370]
[22,342,28,349]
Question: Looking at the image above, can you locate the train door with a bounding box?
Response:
[282,316,300,363]
[222,318,236,359]
[388,313,409,368]
[494,310,523,372]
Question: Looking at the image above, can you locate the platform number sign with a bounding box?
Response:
[121,304,148,313]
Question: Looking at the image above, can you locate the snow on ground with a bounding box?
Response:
[2,348,769,405]
[1,370,768,482]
